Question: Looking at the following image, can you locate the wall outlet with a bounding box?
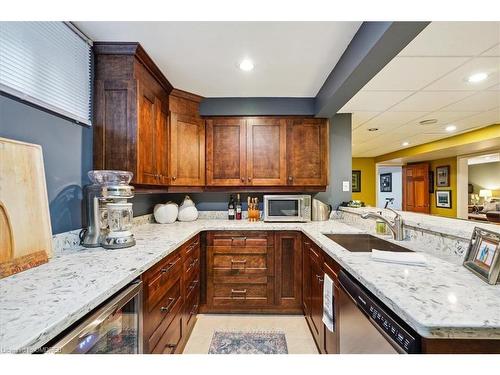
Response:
[342,180,350,192]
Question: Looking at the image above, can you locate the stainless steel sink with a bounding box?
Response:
[324,234,412,253]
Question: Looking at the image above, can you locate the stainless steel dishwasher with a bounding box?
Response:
[338,271,420,354]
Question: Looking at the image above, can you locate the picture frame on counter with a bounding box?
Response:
[435,190,452,208]
[436,165,450,187]
[463,227,500,285]
[352,170,361,193]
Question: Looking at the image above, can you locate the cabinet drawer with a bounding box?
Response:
[152,311,183,354]
[184,268,200,301]
[184,283,200,331]
[144,253,182,310]
[182,235,200,260]
[146,276,182,350]
[212,253,270,275]
[208,231,273,248]
[184,246,200,281]
[211,283,273,307]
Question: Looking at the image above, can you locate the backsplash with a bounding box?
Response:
[335,209,470,264]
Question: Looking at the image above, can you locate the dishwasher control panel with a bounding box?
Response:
[339,271,420,354]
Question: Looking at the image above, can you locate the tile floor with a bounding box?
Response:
[182,314,318,354]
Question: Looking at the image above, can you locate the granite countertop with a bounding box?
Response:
[1,219,500,353]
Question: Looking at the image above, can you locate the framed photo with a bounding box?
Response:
[435,190,452,208]
[352,170,361,193]
[429,171,434,194]
[463,227,500,284]
[380,173,392,192]
[436,165,450,187]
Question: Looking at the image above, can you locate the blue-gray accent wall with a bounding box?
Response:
[199,97,315,117]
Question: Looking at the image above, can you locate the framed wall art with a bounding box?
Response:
[435,190,452,208]
[352,170,361,193]
[436,165,450,187]
[380,173,392,193]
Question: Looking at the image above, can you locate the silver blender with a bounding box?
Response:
[81,170,136,249]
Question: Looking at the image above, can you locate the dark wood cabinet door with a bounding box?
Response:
[156,102,170,185]
[302,237,312,317]
[137,83,159,185]
[246,118,287,186]
[310,254,324,345]
[322,260,339,354]
[403,163,430,213]
[170,112,205,186]
[275,232,302,310]
[206,118,247,186]
[287,118,328,186]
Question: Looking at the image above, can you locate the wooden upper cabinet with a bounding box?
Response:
[93,42,173,186]
[247,118,287,186]
[169,90,205,186]
[206,118,247,186]
[287,118,328,186]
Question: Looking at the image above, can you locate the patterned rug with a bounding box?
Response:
[208,331,288,354]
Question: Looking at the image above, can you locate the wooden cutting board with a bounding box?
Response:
[0,137,52,278]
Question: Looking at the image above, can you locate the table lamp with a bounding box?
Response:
[479,189,492,203]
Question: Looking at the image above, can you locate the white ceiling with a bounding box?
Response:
[75,21,361,97]
[340,22,500,158]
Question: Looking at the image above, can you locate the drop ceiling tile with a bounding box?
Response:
[487,83,500,91]
[362,57,468,91]
[454,109,500,128]
[441,91,500,112]
[351,111,381,129]
[424,57,500,91]
[389,91,473,112]
[363,111,430,126]
[400,22,500,57]
[341,91,413,112]
[482,43,500,57]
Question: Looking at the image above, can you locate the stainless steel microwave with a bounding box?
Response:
[263,195,311,222]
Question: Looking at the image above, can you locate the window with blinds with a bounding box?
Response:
[0,22,93,125]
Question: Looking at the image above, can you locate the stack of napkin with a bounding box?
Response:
[371,249,427,266]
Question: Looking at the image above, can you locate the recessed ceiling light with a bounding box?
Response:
[445,125,457,132]
[367,128,379,132]
[239,59,254,71]
[467,72,488,83]
[402,141,410,147]
[419,119,438,126]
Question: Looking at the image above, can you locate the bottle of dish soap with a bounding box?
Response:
[375,211,388,235]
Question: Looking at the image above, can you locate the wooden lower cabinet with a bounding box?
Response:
[203,231,303,313]
[302,235,340,354]
[142,235,200,354]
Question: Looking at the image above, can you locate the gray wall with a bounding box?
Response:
[316,113,352,209]
[0,94,169,234]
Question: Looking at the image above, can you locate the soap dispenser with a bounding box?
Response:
[375,211,388,235]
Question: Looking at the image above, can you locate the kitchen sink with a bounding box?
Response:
[324,234,413,253]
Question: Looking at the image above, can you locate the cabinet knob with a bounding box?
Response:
[288,176,293,181]
[172,176,176,181]
[247,177,252,182]
[241,177,245,182]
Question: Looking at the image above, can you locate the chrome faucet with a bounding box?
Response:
[361,208,404,241]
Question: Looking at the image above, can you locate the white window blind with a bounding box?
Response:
[0,22,92,125]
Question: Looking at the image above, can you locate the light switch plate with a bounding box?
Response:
[342,180,350,192]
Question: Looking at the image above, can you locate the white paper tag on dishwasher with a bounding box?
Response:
[322,273,335,333]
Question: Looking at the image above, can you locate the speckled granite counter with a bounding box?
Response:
[1,219,500,353]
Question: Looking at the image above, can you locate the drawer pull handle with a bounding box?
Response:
[230,259,247,269]
[190,304,199,315]
[189,258,199,269]
[231,289,247,294]
[160,297,176,313]
[165,344,176,349]
[231,236,247,241]
[189,280,199,291]
[161,258,180,274]
[316,275,324,283]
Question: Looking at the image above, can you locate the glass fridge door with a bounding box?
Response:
[49,281,142,354]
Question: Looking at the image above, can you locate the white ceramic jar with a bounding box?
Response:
[153,201,178,224]
[178,195,199,222]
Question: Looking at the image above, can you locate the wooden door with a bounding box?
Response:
[206,118,247,186]
[170,112,205,186]
[287,118,328,186]
[156,101,170,185]
[403,163,430,213]
[246,118,287,186]
[275,232,302,310]
[137,83,159,185]
[302,237,312,317]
